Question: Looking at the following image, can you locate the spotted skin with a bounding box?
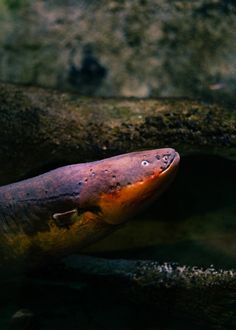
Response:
[0,148,180,267]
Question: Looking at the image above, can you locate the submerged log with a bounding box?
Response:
[63,255,236,288]
[0,83,236,185]
[40,255,236,328]
[0,255,235,328]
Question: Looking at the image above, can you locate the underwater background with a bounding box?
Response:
[0,1,236,329]
[0,0,236,103]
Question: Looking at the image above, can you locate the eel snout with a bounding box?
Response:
[97,148,180,225]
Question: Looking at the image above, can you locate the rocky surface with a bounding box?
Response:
[0,83,236,185]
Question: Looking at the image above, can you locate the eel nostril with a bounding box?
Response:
[156,155,161,160]
[163,155,170,163]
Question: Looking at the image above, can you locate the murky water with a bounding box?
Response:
[1,1,236,328]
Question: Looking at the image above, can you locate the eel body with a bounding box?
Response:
[0,148,180,268]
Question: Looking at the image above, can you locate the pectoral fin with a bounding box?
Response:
[52,209,77,229]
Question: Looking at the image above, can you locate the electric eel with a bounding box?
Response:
[0,148,180,268]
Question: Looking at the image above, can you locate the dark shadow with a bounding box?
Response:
[67,45,107,95]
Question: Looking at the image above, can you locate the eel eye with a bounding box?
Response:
[141,160,149,166]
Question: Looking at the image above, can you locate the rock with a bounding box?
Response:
[0,83,236,185]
